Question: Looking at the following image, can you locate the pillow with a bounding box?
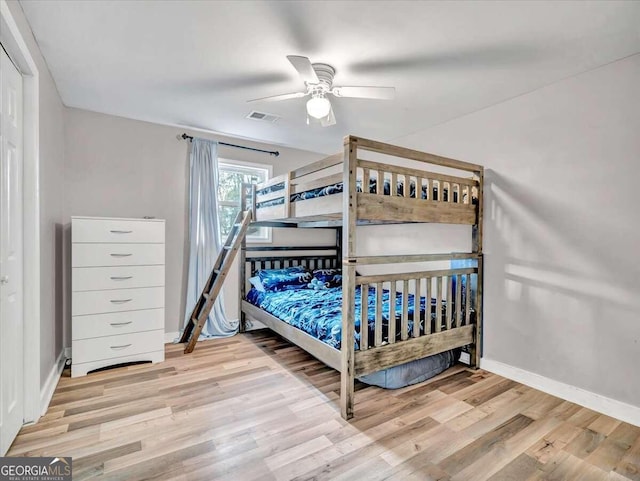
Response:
[307,277,330,290]
[257,266,312,292]
[248,276,265,292]
[311,268,342,289]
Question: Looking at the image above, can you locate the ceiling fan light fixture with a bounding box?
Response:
[306,96,331,119]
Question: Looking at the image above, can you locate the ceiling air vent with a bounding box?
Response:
[246,110,280,123]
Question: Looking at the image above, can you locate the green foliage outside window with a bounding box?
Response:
[218,162,270,242]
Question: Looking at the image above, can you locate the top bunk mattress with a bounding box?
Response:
[256,178,471,210]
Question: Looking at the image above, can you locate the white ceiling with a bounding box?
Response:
[20,0,640,154]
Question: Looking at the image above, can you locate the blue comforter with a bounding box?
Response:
[246,286,447,350]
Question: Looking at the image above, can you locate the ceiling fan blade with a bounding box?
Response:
[332,86,395,100]
[321,105,336,127]
[287,55,320,84]
[247,91,308,103]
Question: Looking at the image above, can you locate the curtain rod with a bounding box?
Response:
[180,133,280,157]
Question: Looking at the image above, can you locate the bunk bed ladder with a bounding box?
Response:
[179,210,252,353]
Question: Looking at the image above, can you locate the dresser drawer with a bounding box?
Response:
[72,265,165,292]
[72,308,165,340]
[73,218,165,244]
[72,330,165,364]
[72,287,165,316]
[72,243,165,267]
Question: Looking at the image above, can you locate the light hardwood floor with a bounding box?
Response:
[8,330,640,481]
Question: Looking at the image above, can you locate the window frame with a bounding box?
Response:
[218,158,272,243]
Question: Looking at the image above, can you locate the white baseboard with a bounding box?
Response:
[165,331,179,343]
[480,358,640,427]
[40,350,66,416]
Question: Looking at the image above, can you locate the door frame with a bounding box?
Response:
[1,0,41,425]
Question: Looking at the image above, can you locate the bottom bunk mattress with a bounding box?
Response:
[246,284,434,350]
[245,285,459,388]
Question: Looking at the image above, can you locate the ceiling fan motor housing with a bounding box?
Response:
[311,63,336,90]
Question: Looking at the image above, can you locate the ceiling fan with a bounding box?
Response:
[248,55,395,126]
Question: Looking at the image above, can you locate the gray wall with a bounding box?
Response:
[63,108,335,340]
[6,1,65,390]
[382,54,640,408]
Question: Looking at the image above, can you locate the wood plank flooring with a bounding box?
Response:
[8,330,640,481]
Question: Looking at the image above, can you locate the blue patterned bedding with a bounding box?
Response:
[246,285,448,350]
[255,179,463,209]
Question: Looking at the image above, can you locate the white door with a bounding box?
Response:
[0,46,24,456]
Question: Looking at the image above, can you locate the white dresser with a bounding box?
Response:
[71,216,166,377]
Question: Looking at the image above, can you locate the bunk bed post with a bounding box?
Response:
[239,183,249,333]
[340,136,358,420]
[250,184,257,222]
[470,167,484,368]
[335,227,342,267]
[284,172,292,219]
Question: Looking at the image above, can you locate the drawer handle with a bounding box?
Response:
[110,299,132,304]
[110,344,132,350]
[110,253,133,257]
[110,321,133,326]
[110,230,133,234]
[110,276,133,280]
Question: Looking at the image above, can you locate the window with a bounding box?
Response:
[218,159,272,243]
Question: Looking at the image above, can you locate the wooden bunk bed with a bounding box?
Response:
[240,136,484,420]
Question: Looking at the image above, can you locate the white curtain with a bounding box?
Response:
[183,138,238,338]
